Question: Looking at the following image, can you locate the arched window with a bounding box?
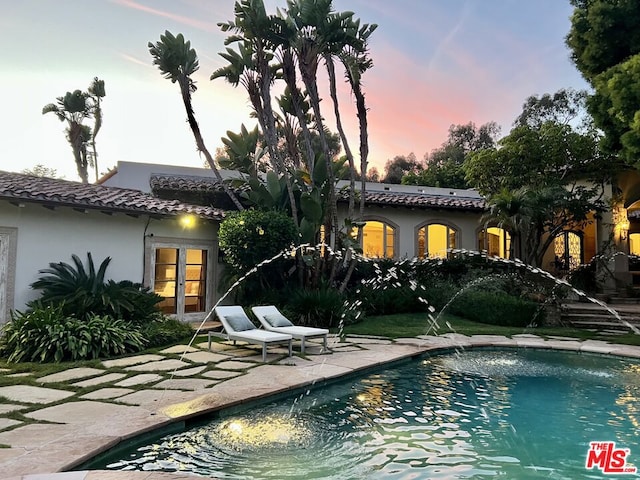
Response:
[553,231,583,271]
[361,220,396,258]
[417,223,457,259]
[478,227,511,259]
[630,233,640,255]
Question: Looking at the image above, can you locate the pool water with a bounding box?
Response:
[101,349,640,479]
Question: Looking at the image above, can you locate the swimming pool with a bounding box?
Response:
[98,349,640,478]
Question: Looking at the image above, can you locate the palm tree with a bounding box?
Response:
[43,90,93,183]
[87,77,106,182]
[340,20,376,220]
[481,188,530,260]
[285,0,354,249]
[148,31,244,211]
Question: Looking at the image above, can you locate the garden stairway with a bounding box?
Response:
[561,300,640,333]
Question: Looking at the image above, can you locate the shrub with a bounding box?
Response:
[30,253,162,322]
[355,286,422,316]
[218,209,298,274]
[141,317,194,349]
[0,306,146,363]
[284,287,354,328]
[447,289,544,327]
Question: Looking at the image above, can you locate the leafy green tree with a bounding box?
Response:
[465,121,608,196]
[514,88,588,130]
[471,90,610,267]
[148,31,244,210]
[218,209,297,274]
[403,122,499,188]
[483,185,606,268]
[567,0,640,163]
[382,153,421,184]
[22,165,61,178]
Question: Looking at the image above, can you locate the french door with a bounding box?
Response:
[150,242,214,321]
[554,231,583,271]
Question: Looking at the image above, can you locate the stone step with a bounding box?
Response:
[569,320,638,332]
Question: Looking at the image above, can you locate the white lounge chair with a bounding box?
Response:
[212,306,292,362]
[252,305,329,353]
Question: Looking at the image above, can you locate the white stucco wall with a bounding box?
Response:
[0,200,218,321]
[101,161,241,193]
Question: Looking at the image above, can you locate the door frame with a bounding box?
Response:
[145,236,216,321]
[0,227,18,325]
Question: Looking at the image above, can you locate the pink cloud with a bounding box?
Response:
[111,0,218,32]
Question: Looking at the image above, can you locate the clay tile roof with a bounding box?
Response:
[341,188,486,211]
[150,174,487,212]
[0,170,224,220]
[149,173,249,193]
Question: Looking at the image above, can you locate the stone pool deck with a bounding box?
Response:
[1,333,640,480]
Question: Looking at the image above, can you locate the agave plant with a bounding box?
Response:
[30,253,161,321]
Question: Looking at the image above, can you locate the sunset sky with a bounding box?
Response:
[1,0,588,182]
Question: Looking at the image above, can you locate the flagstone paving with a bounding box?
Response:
[36,368,106,384]
[0,335,639,480]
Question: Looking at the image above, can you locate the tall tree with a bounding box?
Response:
[469,89,610,267]
[87,78,106,182]
[21,165,61,178]
[567,0,640,163]
[43,90,92,183]
[404,122,499,188]
[514,88,588,130]
[382,153,421,184]
[483,185,605,267]
[213,0,298,223]
[148,31,244,210]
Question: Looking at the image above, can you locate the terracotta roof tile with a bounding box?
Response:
[150,174,486,211]
[0,171,224,220]
[353,189,486,211]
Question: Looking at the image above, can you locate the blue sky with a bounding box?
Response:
[0,0,588,181]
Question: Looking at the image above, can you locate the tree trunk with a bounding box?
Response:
[326,54,356,219]
[68,122,89,184]
[179,81,244,211]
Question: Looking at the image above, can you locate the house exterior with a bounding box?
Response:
[2,160,630,326]
[0,171,224,324]
[101,162,629,281]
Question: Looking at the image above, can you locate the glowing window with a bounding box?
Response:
[361,221,395,258]
[153,247,208,316]
[630,233,640,255]
[417,224,457,259]
[478,227,511,258]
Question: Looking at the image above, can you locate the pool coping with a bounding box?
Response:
[2,334,640,480]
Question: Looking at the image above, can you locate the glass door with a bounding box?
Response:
[152,245,210,319]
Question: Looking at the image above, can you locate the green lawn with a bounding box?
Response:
[340,312,640,346]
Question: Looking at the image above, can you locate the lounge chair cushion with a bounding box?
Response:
[263,313,294,328]
[225,314,256,332]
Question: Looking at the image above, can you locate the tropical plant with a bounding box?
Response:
[148,31,244,210]
[0,306,146,363]
[87,77,106,182]
[212,0,376,281]
[42,78,106,184]
[482,185,606,268]
[284,286,352,328]
[30,252,162,322]
[140,316,193,348]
